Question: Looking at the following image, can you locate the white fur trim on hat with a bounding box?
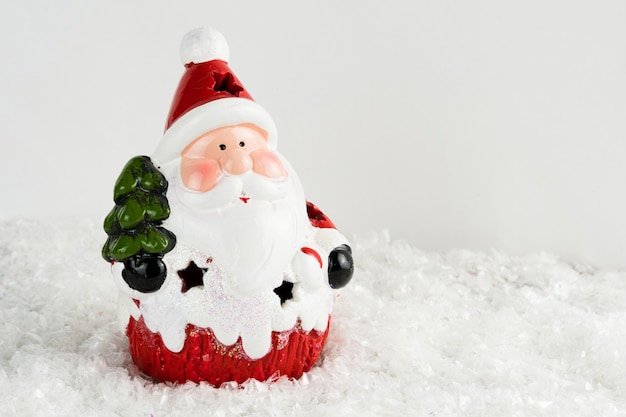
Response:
[180,27,230,65]
[152,97,278,167]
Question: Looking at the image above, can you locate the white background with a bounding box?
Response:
[1,1,625,268]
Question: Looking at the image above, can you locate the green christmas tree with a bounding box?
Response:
[102,156,176,292]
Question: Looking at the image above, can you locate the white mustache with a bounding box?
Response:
[175,171,290,211]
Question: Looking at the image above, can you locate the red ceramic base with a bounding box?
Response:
[126,315,331,386]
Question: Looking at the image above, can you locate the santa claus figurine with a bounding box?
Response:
[102,27,353,386]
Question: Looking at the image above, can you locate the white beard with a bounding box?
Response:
[165,166,307,297]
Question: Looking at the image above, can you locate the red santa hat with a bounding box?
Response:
[152,27,278,166]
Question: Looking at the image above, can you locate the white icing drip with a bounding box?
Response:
[114,223,348,359]
[128,240,336,359]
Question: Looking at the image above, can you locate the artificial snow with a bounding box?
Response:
[1,219,626,416]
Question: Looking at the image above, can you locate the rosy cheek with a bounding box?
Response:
[250,149,287,178]
[180,157,222,192]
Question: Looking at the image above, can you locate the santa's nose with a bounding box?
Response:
[219,148,253,175]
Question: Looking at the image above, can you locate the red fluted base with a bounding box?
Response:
[126,316,331,386]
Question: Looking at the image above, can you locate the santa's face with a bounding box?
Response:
[180,123,287,193]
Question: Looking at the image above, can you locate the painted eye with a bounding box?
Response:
[239,141,245,147]
[219,144,226,151]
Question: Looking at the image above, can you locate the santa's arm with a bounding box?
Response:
[305,202,354,289]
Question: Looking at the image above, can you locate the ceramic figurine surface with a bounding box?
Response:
[102,27,354,386]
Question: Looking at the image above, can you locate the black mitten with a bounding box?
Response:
[328,244,354,289]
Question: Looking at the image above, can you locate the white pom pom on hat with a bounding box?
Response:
[179,27,230,65]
